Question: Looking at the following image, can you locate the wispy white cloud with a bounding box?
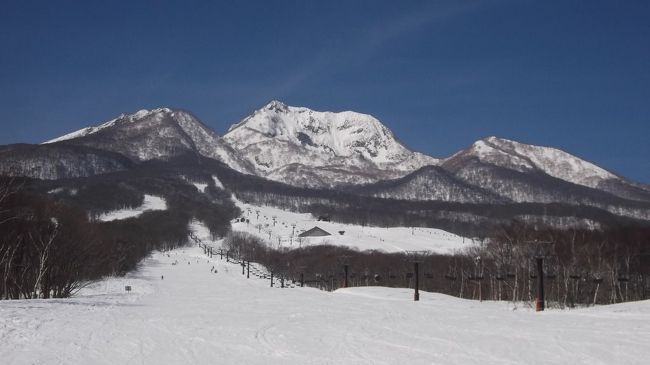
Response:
[265,1,485,98]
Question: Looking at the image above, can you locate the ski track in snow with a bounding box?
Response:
[1,240,648,365]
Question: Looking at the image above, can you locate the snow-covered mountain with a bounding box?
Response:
[2,101,649,223]
[34,103,649,202]
[223,101,439,187]
[43,107,253,176]
[446,136,616,189]
[443,136,650,203]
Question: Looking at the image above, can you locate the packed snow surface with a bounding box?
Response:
[1,244,648,365]
[233,200,473,254]
[96,195,167,221]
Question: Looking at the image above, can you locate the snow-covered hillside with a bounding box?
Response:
[43,107,253,173]
[448,136,618,190]
[1,244,648,365]
[224,101,438,187]
[232,199,473,254]
[96,195,167,221]
[43,108,173,144]
[25,102,650,210]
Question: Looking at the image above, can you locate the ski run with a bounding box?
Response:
[1,234,648,365]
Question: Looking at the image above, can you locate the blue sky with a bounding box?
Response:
[1,0,649,182]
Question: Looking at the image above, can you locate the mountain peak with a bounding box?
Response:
[263,100,288,111]
[41,106,253,173]
[457,135,617,189]
[44,107,179,144]
[223,101,439,187]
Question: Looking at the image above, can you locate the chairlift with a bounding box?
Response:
[405,272,414,279]
[424,272,433,279]
[506,273,516,279]
[592,277,604,284]
[468,275,484,281]
[373,274,382,282]
[618,276,631,282]
[444,274,457,281]
[495,274,505,281]
[569,274,582,280]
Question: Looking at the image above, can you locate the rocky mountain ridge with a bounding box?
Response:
[1,101,649,223]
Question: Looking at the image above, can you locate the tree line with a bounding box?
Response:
[222,222,649,306]
[0,175,239,300]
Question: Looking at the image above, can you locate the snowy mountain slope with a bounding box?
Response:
[231,197,474,254]
[44,108,254,174]
[446,137,616,187]
[34,103,649,200]
[223,101,439,187]
[5,102,647,223]
[96,194,167,222]
[444,136,650,202]
[348,166,504,203]
[1,244,648,365]
[443,157,650,220]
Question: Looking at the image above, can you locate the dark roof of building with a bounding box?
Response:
[298,226,331,237]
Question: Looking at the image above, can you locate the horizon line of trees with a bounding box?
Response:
[223,222,650,306]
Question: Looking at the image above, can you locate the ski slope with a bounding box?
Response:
[1,242,648,365]
[232,200,474,254]
[97,195,167,221]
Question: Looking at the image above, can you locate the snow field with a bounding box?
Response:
[97,194,167,222]
[232,200,474,254]
[1,242,648,365]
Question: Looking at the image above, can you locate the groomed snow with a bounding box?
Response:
[1,244,647,365]
[233,200,476,254]
[96,195,167,221]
